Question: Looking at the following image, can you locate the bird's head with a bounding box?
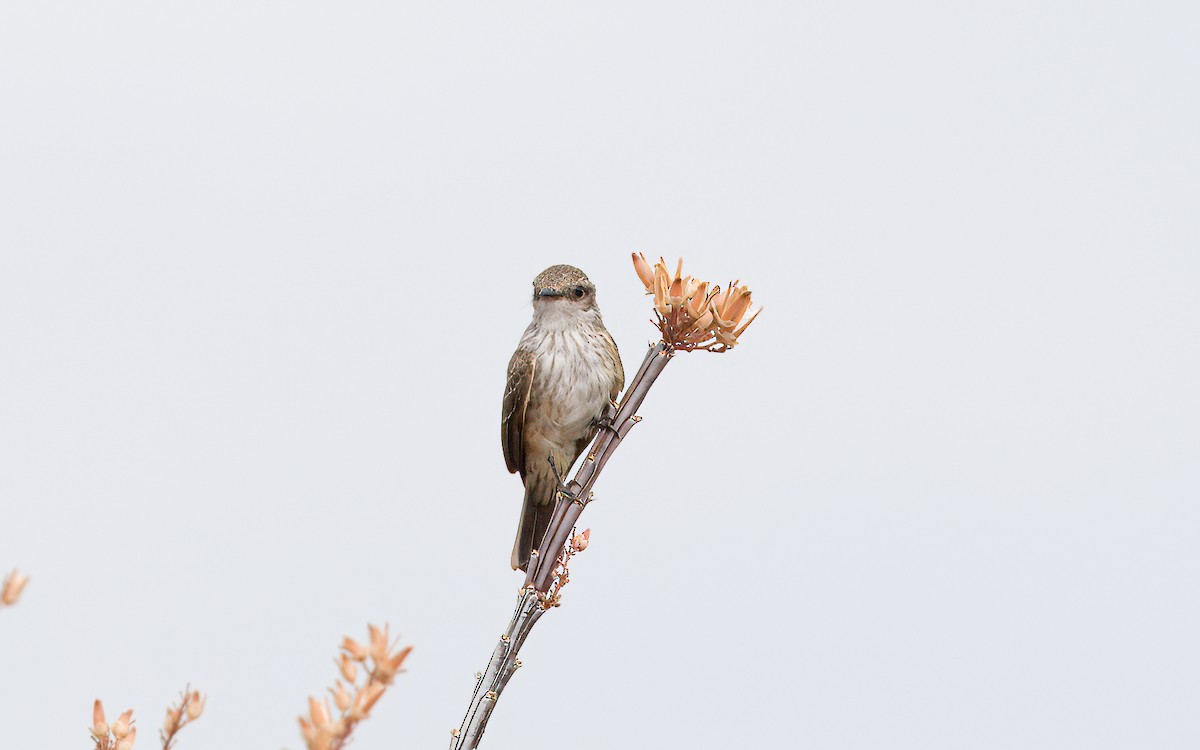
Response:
[530,265,597,311]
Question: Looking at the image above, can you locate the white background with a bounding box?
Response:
[2,3,1198,749]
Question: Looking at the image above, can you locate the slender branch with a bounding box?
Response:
[526,342,671,592]
[451,342,673,750]
[451,591,544,749]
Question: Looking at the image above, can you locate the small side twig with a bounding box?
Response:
[537,527,590,609]
[160,686,205,750]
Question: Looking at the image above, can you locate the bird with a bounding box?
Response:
[502,264,625,571]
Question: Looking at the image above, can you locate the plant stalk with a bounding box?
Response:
[451,342,673,750]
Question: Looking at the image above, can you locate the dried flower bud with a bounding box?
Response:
[337,653,358,683]
[685,309,714,336]
[360,682,387,714]
[112,708,134,739]
[92,699,109,739]
[633,252,655,290]
[684,280,710,319]
[116,725,137,750]
[347,689,367,721]
[1,570,29,606]
[376,643,413,682]
[163,706,181,735]
[367,624,389,663]
[570,528,591,552]
[341,636,368,662]
[308,696,331,730]
[631,253,760,352]
[300,626,412,750]
[298,717,318,745]
[186,692,205,721]
[331,682,352,713]
[329,717,347,739]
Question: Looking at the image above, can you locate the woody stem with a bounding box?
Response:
[451,590,544,750]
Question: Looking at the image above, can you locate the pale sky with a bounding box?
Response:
[1,3,1198,749]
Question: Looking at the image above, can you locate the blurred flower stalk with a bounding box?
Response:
[90,688,204,750]
[453,255,760,749]
[298,624,412,750]
[82,625,402,750]
[160,688,205,750]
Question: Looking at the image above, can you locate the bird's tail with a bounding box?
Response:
[511,471,558,572]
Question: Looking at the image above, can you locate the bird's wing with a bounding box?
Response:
[606,330,625,400]
[501,348,535,475]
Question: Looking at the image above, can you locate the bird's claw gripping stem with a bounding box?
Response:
[546,453,580,502]
[592,400,621,437]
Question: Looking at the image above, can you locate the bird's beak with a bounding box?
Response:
[537,288,564,297]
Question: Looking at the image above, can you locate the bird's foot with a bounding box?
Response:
[592,401,621,436]
[546,453,581,503]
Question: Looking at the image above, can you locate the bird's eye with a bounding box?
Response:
[573,286,585,298]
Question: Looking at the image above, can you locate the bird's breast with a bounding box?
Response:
[525,327,617,443]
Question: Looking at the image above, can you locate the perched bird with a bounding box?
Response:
[502,265,625,571]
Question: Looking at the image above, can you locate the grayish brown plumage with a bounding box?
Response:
[502,265,624,571]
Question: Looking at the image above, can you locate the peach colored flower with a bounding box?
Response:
[308,696,331,730]
[185,692,205,721]
[341,636,368,662]
[631,253,760,352]
[368,624,389,663]
[91,699,109,739]
[115,726,136,750]
[1,569,28,606]
[331,682,352,713]
[112,709,133,739]
[337,653,359,683]
[360,682,387,714]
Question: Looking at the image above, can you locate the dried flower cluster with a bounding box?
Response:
[90,700,136,750]
[537,528,590,609]
[298,624,413,750]
[160,688,205,749]
[1,569,29,607]
[632,253,760,352]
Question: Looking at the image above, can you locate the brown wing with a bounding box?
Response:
[606,329,625,401]
[501,348,535,476]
